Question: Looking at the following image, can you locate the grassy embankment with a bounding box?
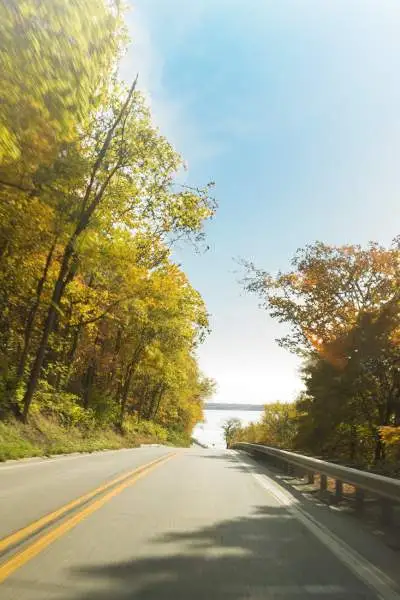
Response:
[0,415,191,462]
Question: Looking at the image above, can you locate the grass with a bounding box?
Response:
[0,414,187,462]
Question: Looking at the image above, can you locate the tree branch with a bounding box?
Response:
[0,179,33,193]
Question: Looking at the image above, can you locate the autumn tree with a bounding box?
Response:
[243,241,399,354]
[0,0,216,443]
[0,0,123,173]
[222,418,242,449]
[297,296,400,465]
[237,403,298,449]
[242,240,400,467]
[17,82,215,421]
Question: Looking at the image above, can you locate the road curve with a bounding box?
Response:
[1,447,400,599]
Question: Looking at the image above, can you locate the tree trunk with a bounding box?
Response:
[34,254,79,384]
[137,385,152,421]
[68,325,82,364]
[374,431,385,463]
[119,338,149,430]
[107,326,123,386]
[20,81,137,422]
[16,238,57,383]
[57,322,82,392]
[118,342,147,429]
[152,385,166,420]
[21,239,75,421]
[118,362,135,430]
[82,328,100,409]
[82,362,96,409]
[145,388,157,420]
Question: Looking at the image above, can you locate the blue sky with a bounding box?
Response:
[124,0,400,405]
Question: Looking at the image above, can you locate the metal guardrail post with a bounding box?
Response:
[335,480,343,501]
[320,474,327,492]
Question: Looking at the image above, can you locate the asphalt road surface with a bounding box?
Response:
[1,447,400,600]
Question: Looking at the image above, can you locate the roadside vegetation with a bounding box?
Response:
[0,0,215,460]
[0,414,193,462]
[235,241,400,475]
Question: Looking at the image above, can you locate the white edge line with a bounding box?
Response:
[234,452,400,600]
[0,446,157,471]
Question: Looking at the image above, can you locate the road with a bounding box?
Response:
[1,447,400,599]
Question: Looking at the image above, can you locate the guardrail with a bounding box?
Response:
[191,438,208,449]
[233,442,400,525]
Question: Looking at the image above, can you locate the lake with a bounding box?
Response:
[193,409,262,448]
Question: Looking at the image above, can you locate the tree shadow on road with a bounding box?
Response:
[58,503,374,600]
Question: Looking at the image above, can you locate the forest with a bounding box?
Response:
[232,241,400,474]
[0,0,215,457]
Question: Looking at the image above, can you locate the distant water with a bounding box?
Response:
[193,410,262,448]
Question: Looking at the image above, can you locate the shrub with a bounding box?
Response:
[32,390,96,430]
[125,417,168,443]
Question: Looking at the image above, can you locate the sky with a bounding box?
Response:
[123,0,400,406]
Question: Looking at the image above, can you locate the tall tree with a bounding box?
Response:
[242,240,400,467]
[20,85,215,420]
[297,296,400,464]
[243,241,399,355]
[0,0,123,174]
[0,0,216,444]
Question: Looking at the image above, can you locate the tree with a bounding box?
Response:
[243,241,399,355]
[19,83,215,421]
[222,418,242,449]
[296,296,400,465]
[0,0,123,172]
[237,402,298,449]
[259,402,298,448]
[242,240,400,469]
[0,0,217,445]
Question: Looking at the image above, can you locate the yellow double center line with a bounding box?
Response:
[0,452,176,583]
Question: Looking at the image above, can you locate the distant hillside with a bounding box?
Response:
[204,403,264,412]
